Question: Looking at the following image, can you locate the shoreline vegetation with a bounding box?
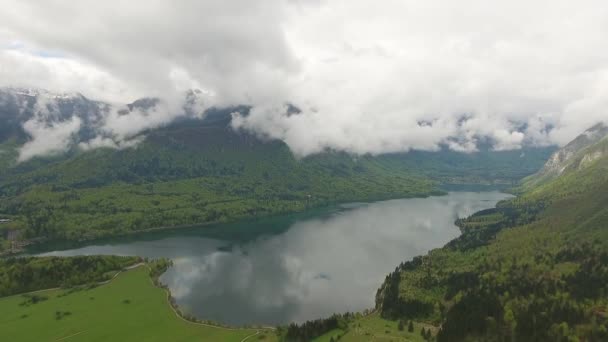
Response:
[6,183,513,257]
[0,174,441,256]
[0,255,141,297]
[7,189,444,257]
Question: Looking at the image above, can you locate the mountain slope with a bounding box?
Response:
[0,116,441,246]
[375,123,608,341]
[521,122,608,189]
[0,88,553,251]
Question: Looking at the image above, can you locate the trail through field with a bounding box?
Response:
[240,330,261,342]
[54,331,86,341]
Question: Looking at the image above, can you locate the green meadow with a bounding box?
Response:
[0,266,275,342]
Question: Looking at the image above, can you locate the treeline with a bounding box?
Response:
[376,258,436,320]
[279,312,355,342]
[0,255,140,297]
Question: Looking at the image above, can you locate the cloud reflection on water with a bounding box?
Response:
[159,191,511,325]
[39,192,511,325]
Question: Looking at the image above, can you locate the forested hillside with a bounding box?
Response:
[0,255,140,297]
[375,124,608,341]
[0,115,440,247]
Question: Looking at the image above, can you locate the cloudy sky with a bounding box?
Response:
[1,0,608,157]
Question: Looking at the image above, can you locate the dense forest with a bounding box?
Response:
[0,255,140,297]
[375,127,608,341]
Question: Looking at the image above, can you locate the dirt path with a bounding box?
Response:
[54,330,86,341]
[98,262,145,285]
[240,330,262,342]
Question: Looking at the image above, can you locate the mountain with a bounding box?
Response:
[0,87,555,182]
[0,88,554,252]
[375,124,608,341]
[521,122,608,189]
[0,87,106,144]
[376,146,555,187]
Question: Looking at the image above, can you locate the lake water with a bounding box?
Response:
[36,191,511,326]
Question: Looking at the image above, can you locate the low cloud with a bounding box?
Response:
[7,89,212,161]
[0,48,132,104]
[19,116,81,162]
[77,135,143,152]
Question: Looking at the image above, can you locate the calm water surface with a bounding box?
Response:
[37,191,511,326]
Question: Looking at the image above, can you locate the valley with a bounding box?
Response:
[2,2,607,341]
[0,91,606,342]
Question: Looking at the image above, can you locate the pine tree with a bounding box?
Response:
[398,319,405,331]
[408,320,414,332]
[421,327,427,338]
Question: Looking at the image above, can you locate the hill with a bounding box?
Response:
[375,123,608,341]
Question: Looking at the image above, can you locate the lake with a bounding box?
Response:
[36,191,511,326]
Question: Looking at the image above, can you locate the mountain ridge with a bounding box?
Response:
[522,122,608,189]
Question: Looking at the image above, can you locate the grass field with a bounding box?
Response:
[0,266,276,342]
[312,314,433,342]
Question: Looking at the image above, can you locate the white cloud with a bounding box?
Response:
[0,1,294,105]
[234,0,608,154]
[77,135,143,152]
[0,48,132,103]
[2,0,608,156]
[19,116,81,161]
